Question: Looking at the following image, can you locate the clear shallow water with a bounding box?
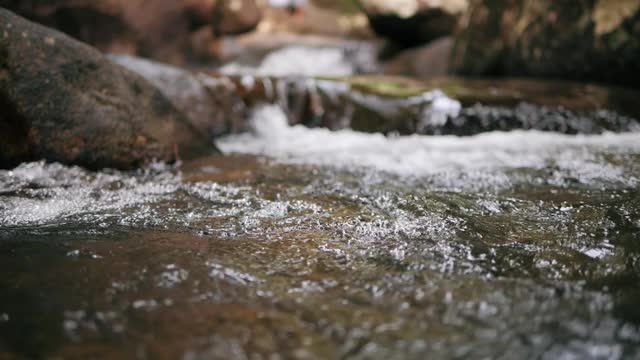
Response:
[1,108,640,358]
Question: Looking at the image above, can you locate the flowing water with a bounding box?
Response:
[1,101,640,359]
[219,44,380,77]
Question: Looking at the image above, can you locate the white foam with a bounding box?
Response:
[220,46,355,77]
[217,105,640,187]
[0,161,327,230]
[109,54,207,103]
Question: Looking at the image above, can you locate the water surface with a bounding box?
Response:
[1,107,640,359]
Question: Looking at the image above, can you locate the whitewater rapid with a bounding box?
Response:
[218,105,640,189]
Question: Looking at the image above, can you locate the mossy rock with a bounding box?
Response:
[451,0,640,88]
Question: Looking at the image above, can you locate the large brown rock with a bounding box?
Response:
[451,0,640,88]
[108,54,235,137]
[359,0,468,47]
[0,9,213,170]
[0,0,261,65]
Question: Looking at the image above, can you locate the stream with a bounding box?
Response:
[1,47,640,359]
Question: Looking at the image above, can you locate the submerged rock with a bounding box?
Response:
[427,103,640,136]
[0,9,213,170]
[360,0,468,47]
[451,0,640,88]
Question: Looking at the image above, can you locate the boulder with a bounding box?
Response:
[359,0,468,47]
[383,37,453,79]
[0,9,213,170]
[451,0,640,88]
[0,0,261,65]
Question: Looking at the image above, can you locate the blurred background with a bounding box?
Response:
[1,0,638,87]
[3,3,640,359]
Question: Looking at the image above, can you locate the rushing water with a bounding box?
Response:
[2,103,640,358]
[219,44,380,77]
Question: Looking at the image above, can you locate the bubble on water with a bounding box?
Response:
[582,247,613,260]
[157,264,189,288]
[66,250,80,257]
[207,262,261,286]
[62,309,126,342]
[132,299,159,310]
[288,280,325,294]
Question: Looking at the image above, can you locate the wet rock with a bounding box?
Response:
[109,54,235,137]
[334,77,639,135]
[360,0,468,47]
[451,0,640,88]
[187,74,463,134]
[427,103,640,136]
[424,77,640,120]
[383,37,453,79]
[0,0,261,66]
[0,9,213,170]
